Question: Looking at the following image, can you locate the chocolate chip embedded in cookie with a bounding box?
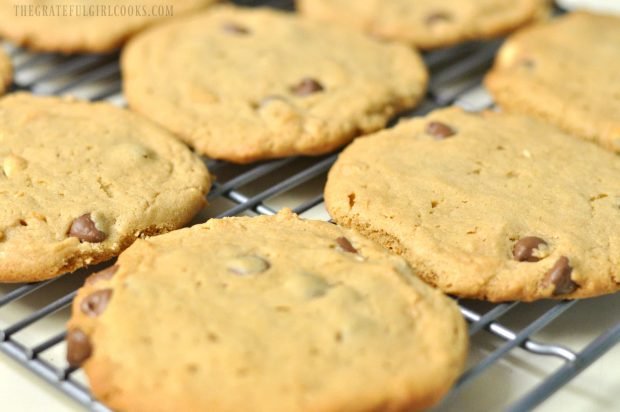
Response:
[513,237,547,262]
[221,22,250,35]
[298,0,550,50]
[0,93,211,283]
[67,209,467,412]
[544,256,577,296]
[290,78,324,97]
[426,121,457,140]
[336,236,358,254]
[486,12,620,153]
[66,329,92,367]
[122,5,427,163]
[425,11,453,27]
[325,107,620,301]
[69,214,107,243]
[80,289,113,317]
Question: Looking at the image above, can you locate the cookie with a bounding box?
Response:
[485,12,620,153]
[67,209,467,412]
[0,47,12,95]
[0,93,211,283]
[0,0,218,53]
[325,107,620,302]
[298,0,549,50]
[122,5,428,163]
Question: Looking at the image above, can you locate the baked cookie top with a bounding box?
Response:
[0,0,218,53]
[122,5,428,163]
[485,12,620,153]
[298,0,548,50]
[0,93,211,283]
[325,107,620,302]
[0,47,12,95]
[67,210,467,412]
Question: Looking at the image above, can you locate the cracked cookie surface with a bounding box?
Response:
[298,0,549,50]
[67,209,467,412]
[485,12,620,153]
[122,5,428,163]
[0,0,218,53]
[325,107,620,301]
[0,93,211,283]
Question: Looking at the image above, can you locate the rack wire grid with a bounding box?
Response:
[1,1,619,411]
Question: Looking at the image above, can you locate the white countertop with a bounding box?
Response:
[0,355,80,412]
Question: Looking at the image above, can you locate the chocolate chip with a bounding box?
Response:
[69,214,106,243]
[66,329,92,367]
[80,289,113,317]
[521,59,536,69]
[336,237,358,254]
[544,256,578,296]
[227,256,270,275]
[426,12,452,26]
[85,265,119,286]
[291,78,324,96]
[426,121,456,140]
[222,22,249,35]
[513,237,547,262]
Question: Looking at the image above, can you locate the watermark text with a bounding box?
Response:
[14,4,174,18]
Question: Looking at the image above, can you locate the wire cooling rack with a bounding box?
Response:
[1,1,619,411]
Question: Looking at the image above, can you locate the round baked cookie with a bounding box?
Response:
[325,107,620,302]
[0,93,211,283]
[485,12,620,153]
[298,0,549,50]
[0,47,12,95]
[67,210,467,412]
[0,0,218,53]
[122,5,428,163]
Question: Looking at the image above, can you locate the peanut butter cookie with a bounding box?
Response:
[0,93,211,282]
[486,12,620,153]
[325,107,620,301]
[122,5,427,163]
[0,0,218,53]
[67,210,467,412]
[299,0,549,50]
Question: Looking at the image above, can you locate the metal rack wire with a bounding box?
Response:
[1,1,619,411]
